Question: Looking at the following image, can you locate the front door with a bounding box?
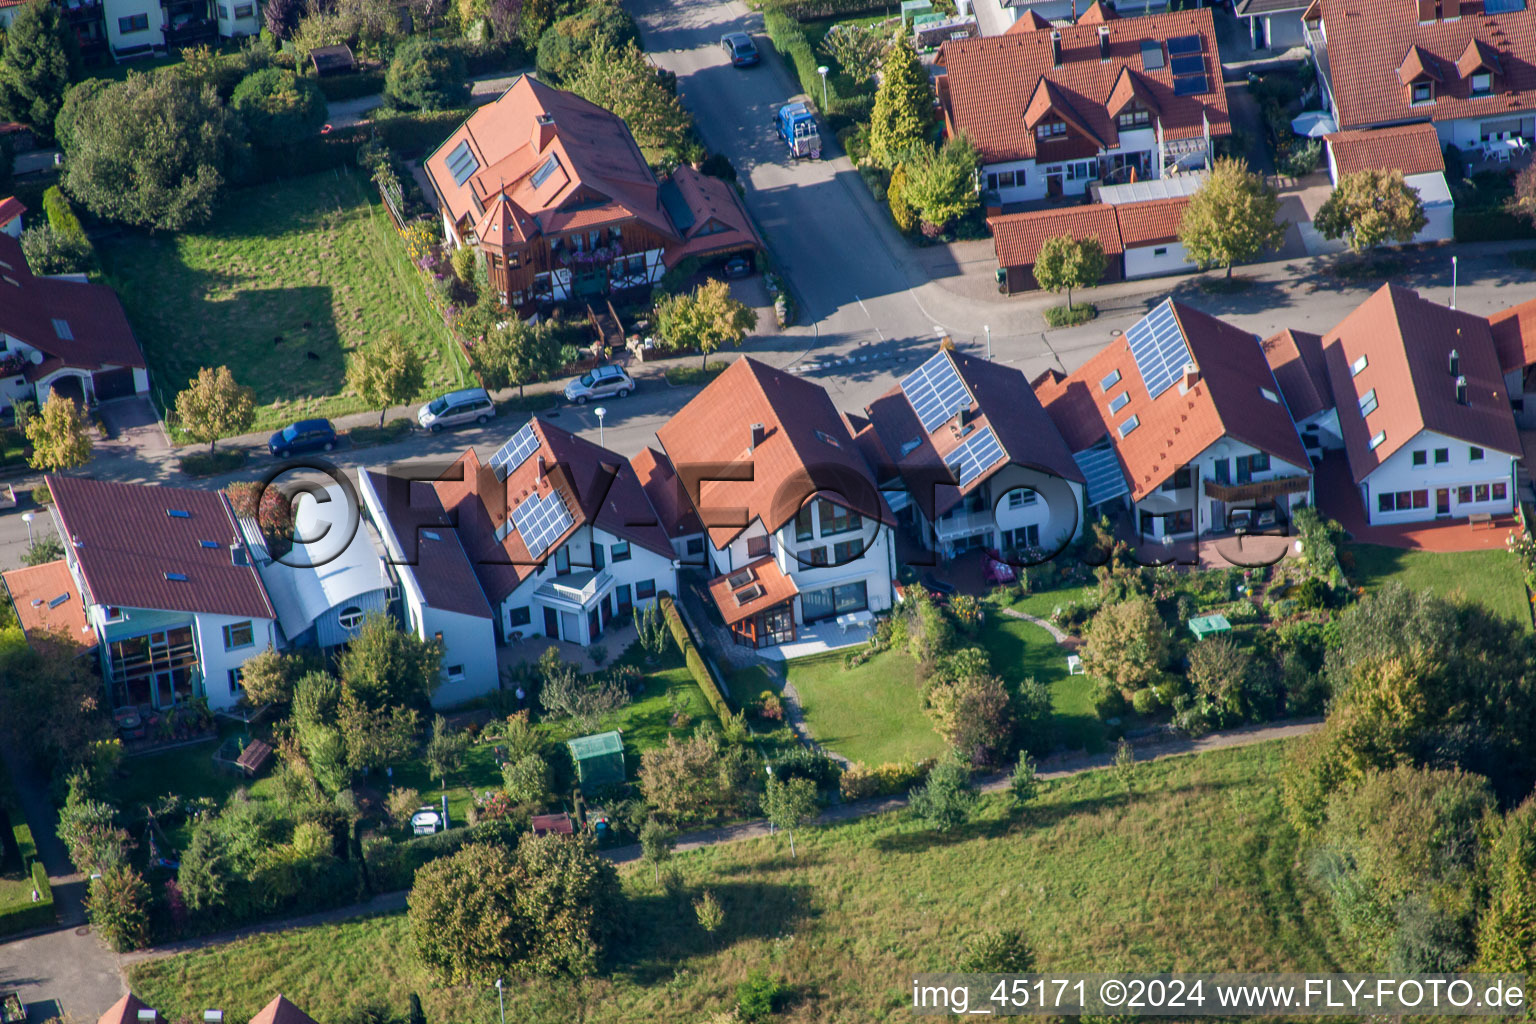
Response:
[1046,173,1063,198]
[1437,488,1451,516]
[1210,500,1224,532]
[544,606,560,638]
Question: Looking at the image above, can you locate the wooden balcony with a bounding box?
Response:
[1203,475,1311,503]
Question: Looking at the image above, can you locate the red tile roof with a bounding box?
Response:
[655,358,894,549]
[1036,300,1309,499]
[1324,123,1445,178]
[248,997,319,1024]
[0,196,23,227]
[1006,9,1052,34]
[669,165,763,259]
[363,470,495,620]
[939,8,1230,164]
[47,477,274,621]
[2,559,95,650]
[864,348,1083,521]
[431,418,675,603]
[98,994,158,1024]
[989,204,1123,268]
[1489,294,1536,372]
[1261,328,1333,422]
[1321,284,1521,483]
[1114,196,1190,247]
[630,447,702,539]
[1313,0,1536,130]
[1078,1,1118,23]
[0,232,145,374]
[706,556,798,627]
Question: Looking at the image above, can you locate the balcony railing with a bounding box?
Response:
[934,507,995,539]
[536,569,612,607]
[1203,475,1311,503]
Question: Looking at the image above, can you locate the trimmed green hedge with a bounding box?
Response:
[244,107,472,183]
[0,861,55,938]
[658,593,734,726]
[764,8,842,112]
[1455,209,1536,242]
[315,69,388,103]
[772,0,898,18]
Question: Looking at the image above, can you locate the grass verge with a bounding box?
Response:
[345,418,415,449]
[178,449,248,478]
[126,740,1344,1023]
[664,361,731,387]
[1043,302,1096,327]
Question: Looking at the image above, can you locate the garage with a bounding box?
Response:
[92,367,137,401]
[987,205,1124,295]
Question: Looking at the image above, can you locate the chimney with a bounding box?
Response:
[749,423,766,450]
[1178,363,1201,394]
[1456,375,1469,405]
[536,455,546,480]
[532,113,556,152]
[1417,0,1436,22]
[1098,25,1110,61]
[1051,30,1063,68]
[1449,348,1460,376]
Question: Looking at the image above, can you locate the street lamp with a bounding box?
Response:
[1451,255,1459,310]
[494,979,505,1024]
[984,324,992,360]
[593,406,607,447]
[816,66,829,110]
[21,511,34,547]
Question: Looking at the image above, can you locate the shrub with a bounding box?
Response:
[232,68,328,149]
[362,827,474,893]
[1090,676,1129,721]
[908,753,977,833]
[839,762,880,801]
[19,223,92,275]
[315,69,388,102]
[772,747,840,790]
[534,2,637,82]
[736,970,786,1024]
[1043,303,1097,327]
[87,864,151,951]
[384,38,469,112]
[959,928,1034,973]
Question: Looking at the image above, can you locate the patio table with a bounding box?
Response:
[835,610,876,634]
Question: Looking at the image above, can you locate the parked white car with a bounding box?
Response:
[418,387,496,432]
[564,364,635,405]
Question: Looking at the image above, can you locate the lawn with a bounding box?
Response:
[784,649,946,766]
[1008,584,1097,622]
[100,168,470,436]
[126,740,1347,1024]
[979,614,1105,754]
[1345,543,1531,627]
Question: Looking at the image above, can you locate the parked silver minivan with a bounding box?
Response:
[418,387,496,432]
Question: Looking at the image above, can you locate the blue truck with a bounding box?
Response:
[776,102,821,161]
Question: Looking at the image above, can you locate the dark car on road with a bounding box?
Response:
[269,418,338,457]
[721,32,759,67]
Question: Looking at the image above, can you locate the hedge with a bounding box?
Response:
[315,69,388,103]
[771,0,899,19]
[764,8,842,112]
[244,107,472,183]
[43,185,86,243]
[362,819,524,892]
[1455,209,1536,243]
[0,862,54,937]
[658,593,734,726]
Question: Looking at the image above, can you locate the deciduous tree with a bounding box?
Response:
[174,366,256,451]
[425,714,469,790]
[0,0,77,139]
[818,21,888,87]
[869,35,929,167]
[1032,235,1107,309]
[1476,797,1536,974]
[61,73,237,230]
[1315,169,1427,254]
[337,612,444,709]
[535,1,637,82]
[0,630,109,770]
[925,671,1015,768]
[638,817,672,885]
[238,646,299,707]
[908,752,976,833]
[384,37,468,112]
[231,68,327,150]
[762,773,818,858]
[640,733,756,823]
[347,332,426,427]
[465,318,559,397]
[564,40,692,164]
[1178,156,1287,277]
[263,0,304,40]
[898,135,979,235]
[25,394,91,471]
[654,278,757,369]
[1081,597,1168,693]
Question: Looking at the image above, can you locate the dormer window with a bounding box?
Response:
[1117,109,1151,129]
[1411,81,1434,104]
[1471,71,1492,96]
[1035,121,1067,140]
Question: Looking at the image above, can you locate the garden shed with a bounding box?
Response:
[1187,613,1232,640]
[567,731,626,789]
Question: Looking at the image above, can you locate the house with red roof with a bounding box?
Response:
[1304,0,1536,151]
[0,196,22,239]
[45,476,279,714]
[939,7,1230,207]
[861,347,1086,559]
[987,189,1196,291]
[361,416,679,672]
[0,231,148,412]
[1321,284,1521,525]
[1036,298,1313,540]
[655,358,896,650]
[424,75,760,310]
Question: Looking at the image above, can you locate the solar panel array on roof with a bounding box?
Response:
[490,422,540,480]
[1173,75,1210,96]
[1124,300,1192,399]
[1170,55,1205,76]
[900,352,973,433]
[446,141,479,187]
[1073,442,1130,508]
[1140,39,1165,71]
[1166,35,1202,56]
[1486,0,1526,11]
[512,489,573,559]
[946,426,1005,487]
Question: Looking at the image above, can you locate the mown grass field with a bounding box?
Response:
[127,740,1346,1024]
[100,169,469,435]
[1344,543,1530,627]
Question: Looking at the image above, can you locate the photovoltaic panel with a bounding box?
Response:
[900,352,974,433]
[489,422,540,480]
[1073,442,1129,508]
[1170,55,1205,76]
[1166,35,1202,56]
[1486,0,1525,13]
[511,489,573,559]
[1124,299,1192,400]
[946,427,1005,488]
[1173,75,1209,96]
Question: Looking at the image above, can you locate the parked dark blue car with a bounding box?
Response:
[720,32,759,67]
[269,418,338,458]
